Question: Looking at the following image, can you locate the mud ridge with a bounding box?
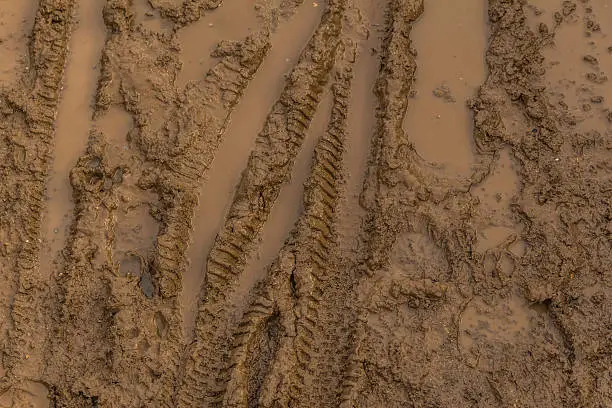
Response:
[221,51,353,407]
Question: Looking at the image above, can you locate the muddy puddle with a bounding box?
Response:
[0,0,35,87]
[403,0,487,177]
[181,0,324,337]
[133,0,173,32]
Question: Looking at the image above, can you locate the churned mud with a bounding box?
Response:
[0,0,610,407]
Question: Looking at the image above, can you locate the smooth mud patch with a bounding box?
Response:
[0,0,36,86]
[459,293,565,371]
[43,0,107,266]
[460,294,532,348]
[403,0,487,177]
[94,105,133,147]
[176,0,259,88]
[181,0,324,338]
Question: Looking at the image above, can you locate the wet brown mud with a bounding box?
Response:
[0,0,610,407]
[0,0,36,87]
[176,0,260,88]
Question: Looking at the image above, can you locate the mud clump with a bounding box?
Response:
[432,84,456,102]
[0,0,610,407]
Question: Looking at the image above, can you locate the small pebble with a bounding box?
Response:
[53,227,59,234]
[590,95,604,103]
[208,22,214,27]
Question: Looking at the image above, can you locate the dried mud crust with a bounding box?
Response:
[0,0,610,407]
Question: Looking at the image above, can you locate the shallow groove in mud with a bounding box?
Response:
[0,1,77,391]
[335,0,381,254]
[43,0,107,283]
[223,57,353,407]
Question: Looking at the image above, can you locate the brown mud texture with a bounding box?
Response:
[0,0,611,406]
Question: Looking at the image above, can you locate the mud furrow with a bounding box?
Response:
[176,1,346,405]
[46,130,118,406]
[236,88,334,308]
[0,0,76,396]
[336,1,425,404]
[359,0,425,274]
[220,54,353,408]
[151,34,270,301]
[277,63,352,406]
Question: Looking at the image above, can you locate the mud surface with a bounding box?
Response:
[0,0,610,407]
